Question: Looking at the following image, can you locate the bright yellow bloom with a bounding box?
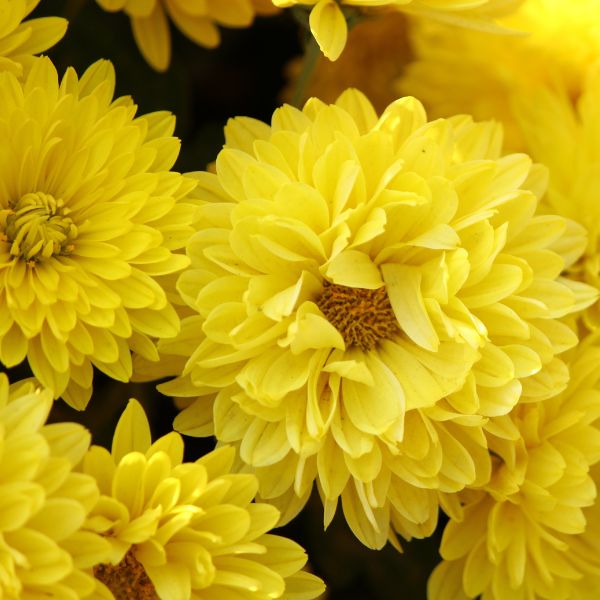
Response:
[95,0,280,71]
[282,11,410,113]
[0,0,67,77]
[399,0,600,150]
[0,57,198,410]
[159,89,595,549]
[428,341,600,600]
[84,398,325,600]
[514,65,600,330]
[272,0,522,61]
[0,374,111,598]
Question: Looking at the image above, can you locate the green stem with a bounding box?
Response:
[291,34,321,108]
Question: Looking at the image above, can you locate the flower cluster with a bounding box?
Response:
[5,0,600,597]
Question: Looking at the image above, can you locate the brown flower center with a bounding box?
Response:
[316,281,400,351]
[94,549,159,600]
[1,192,77,262]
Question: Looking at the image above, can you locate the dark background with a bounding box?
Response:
[29,1,443,597]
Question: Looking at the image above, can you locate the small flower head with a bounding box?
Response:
[0,0,67,77]
[0,374,110,598]
[160,89,595,549]
[0,57,198,409]
[95,0,280,71]
[84,398,325,599]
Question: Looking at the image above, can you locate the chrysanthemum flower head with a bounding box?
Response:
[84,398,325,599]
[399,0,600,149]
[428,340,600,600]
[0,57,198,409]
[513,64,600,330]
[0,0,67,77]
[157,88,595,549]
[95,0,280,71]
[272,0,522,61]
[0,373,111,598]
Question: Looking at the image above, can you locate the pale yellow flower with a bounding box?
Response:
[96,0,280,71]
[84,398,325,600]
[399,0,600,150]
[0,374,111,598]
[429,340,600,600]
[0,0,67,77]
[158,89,595,549]
[0,57,198,409]
[273,0,522,61]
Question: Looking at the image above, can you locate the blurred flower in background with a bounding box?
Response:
[95,0,280,71]
[399,0,600,149]
[282,10,410,113]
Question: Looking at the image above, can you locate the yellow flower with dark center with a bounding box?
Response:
[0,0,67,77]
[428,341,600,600]
[157,89,596,549]
[514,65,600,330]
[0,374,111,598]
[83,398,325,600]
[95,0,280,71]
[0,57,198,410]
[272,0,522,61]
[399,0,600,150]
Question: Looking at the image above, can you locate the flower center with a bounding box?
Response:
[316,281,400,351]
[94,549,159,600]
[1,192,77,262]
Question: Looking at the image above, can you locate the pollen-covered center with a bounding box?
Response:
[316,281,400,351]
[1,192,77,262]
[94,549,159,600]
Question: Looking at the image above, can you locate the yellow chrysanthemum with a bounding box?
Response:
[0,373,111,598]
[156,89,596,549]
[83,398,325,600]
[0,57,198,410]
[513,64,600,330]
[95,0,280,72]
[282,11,410,113]
[272,0,522,61]
[399,0,600,150]
[428,341,600,600]
[0,0,67,77]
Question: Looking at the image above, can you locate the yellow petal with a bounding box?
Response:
[309,0,347,61]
